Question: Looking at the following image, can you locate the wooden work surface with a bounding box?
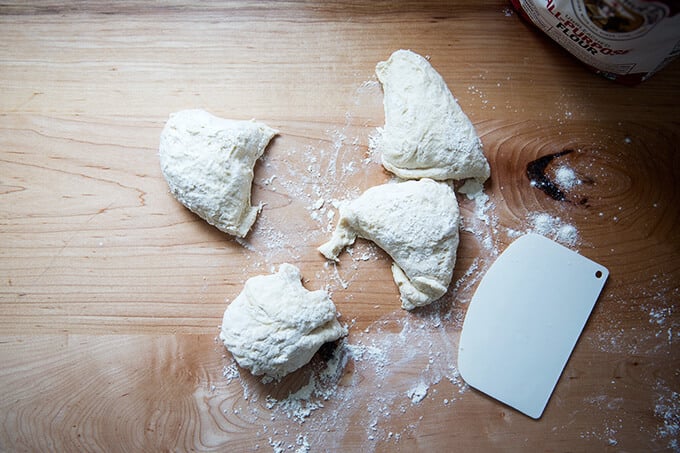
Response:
[1,1,679,451]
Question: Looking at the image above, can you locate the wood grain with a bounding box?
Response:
[1,1,679,451]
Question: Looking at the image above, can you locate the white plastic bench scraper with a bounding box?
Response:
[458,233,608,419]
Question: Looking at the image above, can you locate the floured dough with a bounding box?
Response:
[375,49,490,183]
[159,109,277,237]
[318,179,460,310]
[220,264,346,379]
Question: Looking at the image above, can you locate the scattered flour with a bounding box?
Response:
[223,361,240,383]
[590,274,678,356]
[266,339,350,423]
[467,84,494,110]
[268,437,284,453]
[407,382,429,404]
[222,309,468,452]
[215,78,469,451]
[458,178,499,254]
[527,212,579,247]
[453,257,481,294]
[579,394,624,447]
[295,435,311,453]
[554,165,581,190]
[505,213,579,247]
[211,77,672,453]
[654,380,680,452]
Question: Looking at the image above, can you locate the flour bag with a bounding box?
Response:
[511,0,680,83]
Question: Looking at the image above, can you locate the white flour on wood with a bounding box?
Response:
[205,74,675,452]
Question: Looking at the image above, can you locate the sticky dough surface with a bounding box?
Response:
[375,49,490,183]
[159,109,277,237]
[319,179,460,310]
[220,264,346,379]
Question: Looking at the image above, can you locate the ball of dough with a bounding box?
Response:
[375,49,490,183]
[220,264,346,379]
[159,109,277,237]
[319,179,460,310]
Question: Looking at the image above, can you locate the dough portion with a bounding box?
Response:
[220,264,346,379]
[375,49,490,183]
[159,109,277,237]
[319,179,460,310]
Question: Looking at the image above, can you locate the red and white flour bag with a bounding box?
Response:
[511,0,680,83]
